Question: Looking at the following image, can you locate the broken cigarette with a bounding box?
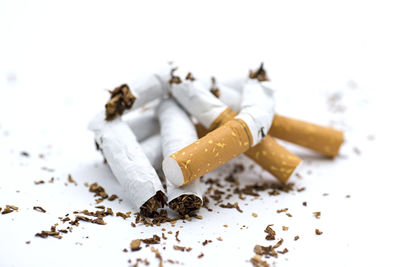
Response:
[164,73,300,186]
[105,63,174,120]
[157,99,203,215]
[210,76,344,157]
[88,113,166,216]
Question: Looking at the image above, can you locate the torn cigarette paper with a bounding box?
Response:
[88,113,165,211]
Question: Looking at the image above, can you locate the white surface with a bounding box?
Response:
[1,1,400,267]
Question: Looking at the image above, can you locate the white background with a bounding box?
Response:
[1,1,400,266]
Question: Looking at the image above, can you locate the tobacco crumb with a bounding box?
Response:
[313,211,321,219]
[67,174,77,186]
[48,177,54,183]
[175,231,180,242]
[315,229,323,235]
[33,206,46,213]
[273,239,283,249]
[1,205,19,215]
[277,208,288,213]
[25,241,31,244]
[297,187,306,192]
[21,151,30,157]
[264,225,276,240]
[198,253,204,259]
[116,211,131,219]
[219,202,243,213]
[286,213,292,217]
[278,248,289,254]
[250,255,269,267]
[151,247,163,267]
[302,202,307,207]
[223,224,228,228]
[346,194,351,198]
[353,147,361,155]
[131,222,136,228]
[34,180,45,185]
[252,213,258,218]
[185,72,195,81]
[169,194,202,216]
[89,183,108,200]
[108,194,118,201]
[216,237,223,241]
[130,239,141,251]
[202,240,212,246]
[173,245,191,252]
[105,84,135,121]
[169,67,182,85]
[249,63,269,82]
[294,235,300,241]
[162,233,167,240]
[141,235,161,244]
[282,226,289,231]
[323,193,329,196]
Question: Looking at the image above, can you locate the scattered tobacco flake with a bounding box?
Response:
[108,194,118,201]
[313,211,321,219]
[219,202,243,213]
[202,240,212,246]
[202,196,213,212]
[173,245,191,252]
[210,77,220,98]
[130,239,141,251]
[346,195,351,198]
[294,235,300,241]
[151,247,163,267]
[282,226,289,231]
[297,187,306,192]
[295,173,302,179]
[198,253,204,259]
[169,194,202,216]
[286,213,293,217]
[315,229,323,235]
[169,67,182,85]
[116,211,131,220]
[141,235,161,245]
[34,180,45,185]
[277,208,288,213]
[140,191,166,218]
[185,72,195,81]
[353,147,361,155]
[264,225,276,240]
[278,248,289,254]
[105,83,135,121]
[249,63,269,82]
[21,151,30,157]
[162,233,167,240]
[25,241,31,244]
[35,224,63,239]
[175,231,180,242]
[48,177,54,183]
[67,174,77,186]
[33,206,46,213]
[89,182,108,200]
[1,205,18,215]
[302,202,307,207]
[216,237,223,241]
[323,193,329,196]
[223,224,228,228]
[131,222,136,228]
[95,205,105,209]
[250,254,269,267]
[252,213,258,218]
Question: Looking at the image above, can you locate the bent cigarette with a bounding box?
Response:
[158,99,203,215]
[105,63,174,120]
[124,108,160,142]
[88,113,166,216]
[211,78,344,157]
[165,72,300,186]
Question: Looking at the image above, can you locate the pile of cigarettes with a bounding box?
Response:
[88,63,344,217]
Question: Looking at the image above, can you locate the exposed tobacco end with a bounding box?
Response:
[105,84,135,121]
[140,191,166,218]
[185,72,196,81]
[249,62,270,82]
[169,194,202,216]
[169,67,182,84]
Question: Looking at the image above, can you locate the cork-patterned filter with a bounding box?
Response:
[269,115,344,157]
[166,118,253,186]
[196,107,302,184]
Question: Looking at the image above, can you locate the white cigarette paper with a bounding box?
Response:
[236,79,275,145]
[124,108,160,142]
[157,99,203,203]
[88,113,165,211]
[140,134,163,170]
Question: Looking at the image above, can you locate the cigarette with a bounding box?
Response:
[105,63,174,120]
[140,134,163,170]
[157,99,203,215]
[124,108,160,142]
[164,72,300,186]
[210,77,344,157]
[88,113,166,216]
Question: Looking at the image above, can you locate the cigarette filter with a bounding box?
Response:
[88,113,165,213]
[170,78,301,185]
[213,81,344,157]
[158,99,203,214]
